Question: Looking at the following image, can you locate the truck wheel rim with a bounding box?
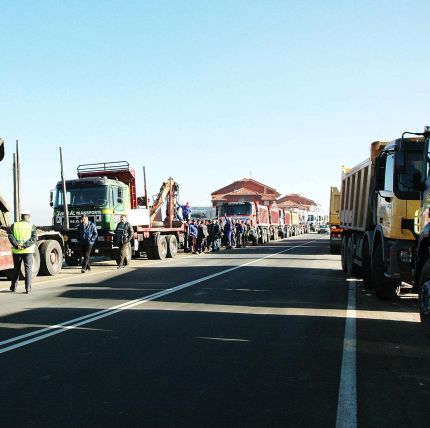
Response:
[420,280,430,317]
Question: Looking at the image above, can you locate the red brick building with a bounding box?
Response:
[211,178,280,208]
[277,194,317,211]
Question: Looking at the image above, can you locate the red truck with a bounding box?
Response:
[218,201,271,245]
[0,140,14,273]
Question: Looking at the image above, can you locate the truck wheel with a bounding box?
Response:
[346,237,360,277]
[115,242,132,266]
[418,259,430,336]
[361,239,372,289]
[372,243,400,300]
[341,236,348,272]
[153,236,168,260]
[166,235,178,258]
[39,240,63,276]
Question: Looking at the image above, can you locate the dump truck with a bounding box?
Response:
[328,186,343,254]
[340,136,425,299]
[218,201,271,244]
[52,162,185,265]
[268,204,281,241]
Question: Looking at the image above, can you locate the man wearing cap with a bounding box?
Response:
[8,211,37,293]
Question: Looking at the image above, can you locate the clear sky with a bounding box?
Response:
[1,0,429,224]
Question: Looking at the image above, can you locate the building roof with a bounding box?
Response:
[211,178,279,197]
[277,193,317,206]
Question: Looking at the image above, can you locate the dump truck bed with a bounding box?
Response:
[339,158,372,232]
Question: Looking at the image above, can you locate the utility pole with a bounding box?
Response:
[59,147,70,230]
[13,140,21,222]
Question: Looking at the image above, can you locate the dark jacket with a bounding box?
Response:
[77,221,98,245]
[114,221,133,245]
[210,223,221,239]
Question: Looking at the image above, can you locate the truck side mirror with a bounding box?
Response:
[374,156,386,191]
[50,190,54,207]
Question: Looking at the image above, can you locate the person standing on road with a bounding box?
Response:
[196,220,208,254]
[223,216,233,249]
[188,219,198,254]
[243,220,251,248]
[206,219,213,252]
[76,214,98,273]
[114,214,133,269]
[8,211,37,294]
[210,219,221,252]
[235,221,244,248]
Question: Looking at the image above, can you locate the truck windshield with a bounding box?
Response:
[397,151,425,192]
[220,204,252,216]
[55,186,109,207]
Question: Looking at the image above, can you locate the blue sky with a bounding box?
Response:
[1,0,429,224]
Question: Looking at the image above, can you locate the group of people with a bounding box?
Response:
[183,217,252,254]
[8,212,133,293]
[7,203,251,293]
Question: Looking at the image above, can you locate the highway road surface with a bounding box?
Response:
[0,234,429,427]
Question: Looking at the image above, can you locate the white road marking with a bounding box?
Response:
[0,238,318,354]
[336,280,357,428]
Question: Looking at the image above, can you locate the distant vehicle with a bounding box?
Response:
[318,224,329,234]
[190,206,217,221]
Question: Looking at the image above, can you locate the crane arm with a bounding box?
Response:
[149,178,180,224]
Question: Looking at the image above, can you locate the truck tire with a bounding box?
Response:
[115,242,132,266]
[418,259,430,336]
[39,240,63,276]
[341,236,348,272]
[346,237,360,277]
[166,235,178,258]
[153,236,168,260]
[361,239,372,289]
[372,243,400,300]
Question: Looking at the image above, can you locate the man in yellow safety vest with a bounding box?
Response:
[8,211,37,293]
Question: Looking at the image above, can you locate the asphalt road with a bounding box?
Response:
[0,234,429,427]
